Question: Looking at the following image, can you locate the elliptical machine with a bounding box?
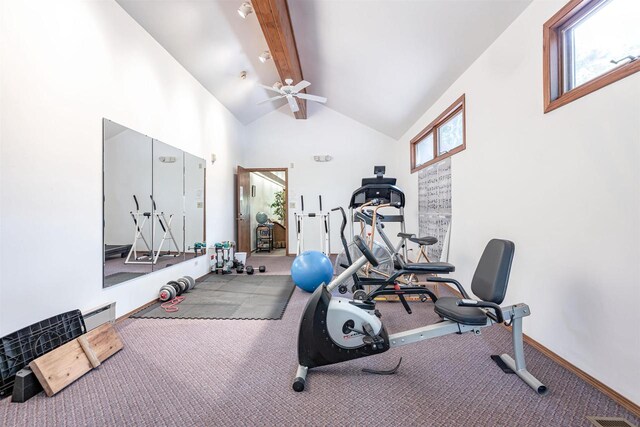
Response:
[292,235,547,396]
[333,206,452,314]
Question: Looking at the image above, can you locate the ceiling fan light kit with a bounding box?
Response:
[257,79,327,114]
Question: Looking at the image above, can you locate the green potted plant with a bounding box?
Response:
[270,190,286,223]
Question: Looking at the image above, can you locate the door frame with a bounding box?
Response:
[238,167,289,256]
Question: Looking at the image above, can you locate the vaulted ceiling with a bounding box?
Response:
[116,0,531,139]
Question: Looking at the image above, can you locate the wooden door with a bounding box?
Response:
[236,166,251,255]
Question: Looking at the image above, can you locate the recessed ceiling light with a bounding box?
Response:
[259,51,271,63]
[237,2,253,18]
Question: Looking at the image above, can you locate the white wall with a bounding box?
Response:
[0,0,244,334]
[396,0,640,404]
[249,173,284,251]
[243,103,399,254]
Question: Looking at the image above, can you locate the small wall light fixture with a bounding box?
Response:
[313,155,333,162]
[240,70,247,79]
[259,50,271,63]
[237,2,253,18]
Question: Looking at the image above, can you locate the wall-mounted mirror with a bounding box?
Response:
[184,153,206,258]
[103,119,206,288]
[152,140,185,268]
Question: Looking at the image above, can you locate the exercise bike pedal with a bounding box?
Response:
[362,357,403,375]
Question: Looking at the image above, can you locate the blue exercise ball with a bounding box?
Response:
[256,211,269,224]
[291,251,334,292]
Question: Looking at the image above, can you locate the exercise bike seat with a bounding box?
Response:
[408,236,438,246]
[433,297,487,326]
[401,262,455,274]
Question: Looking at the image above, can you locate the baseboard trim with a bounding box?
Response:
[521,334,640,417]
[435,281,639,417]
[116,299,156,323]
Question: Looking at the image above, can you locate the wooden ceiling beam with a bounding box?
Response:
[252,0,306,119]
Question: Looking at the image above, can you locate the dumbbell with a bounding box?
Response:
[177,276,196,292]
[236,265,244,274]
[167,280,183,296]
[174,279,188,295]
[259,266,266,273]
[183,276,196,291]
[159,283,177,302]
[246,265,254,275]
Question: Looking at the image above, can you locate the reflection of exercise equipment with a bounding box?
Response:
[125,195,181,265]
[295,195,330,255]
[187,242,206,257]
[292,236,547,396]
[104,244,132,260]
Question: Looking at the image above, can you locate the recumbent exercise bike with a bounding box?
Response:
[292,235,547,395]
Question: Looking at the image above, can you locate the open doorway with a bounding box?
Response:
[236,167,288,258]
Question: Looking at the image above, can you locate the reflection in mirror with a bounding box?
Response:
[151,140,184,269]
[184,153,206,258]
[103,119,153,287]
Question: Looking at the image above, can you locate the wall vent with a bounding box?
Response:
[82,302,116,331]
[587,417,637,427]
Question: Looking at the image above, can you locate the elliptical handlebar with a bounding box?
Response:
[353,235,379,267]
[331,207,352,265]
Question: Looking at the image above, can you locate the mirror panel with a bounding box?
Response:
[184,153,206,258]
[103,120,153,287]
[103,119,206,288]
[151,140,185,269]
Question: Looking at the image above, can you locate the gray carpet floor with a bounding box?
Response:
[1,256,638,426]
[131,275,295,320]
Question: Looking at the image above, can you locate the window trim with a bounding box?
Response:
[410,94,465,173]
[543,0,640,113]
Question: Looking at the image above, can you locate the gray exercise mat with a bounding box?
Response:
[131,274,296,320]
[104,272,146,287]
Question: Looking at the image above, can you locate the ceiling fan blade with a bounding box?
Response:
[257,95,285,105]
[291,80,311,93]
[260,84,283,94]
[296,93,327,103]
[286,95,300,113]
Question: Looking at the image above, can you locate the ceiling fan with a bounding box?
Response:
[258,79,327,113]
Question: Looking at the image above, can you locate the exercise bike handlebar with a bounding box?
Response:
[133,195,139,211]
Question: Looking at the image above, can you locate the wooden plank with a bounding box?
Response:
[253,0,307,119]
[29,324,123,396]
